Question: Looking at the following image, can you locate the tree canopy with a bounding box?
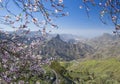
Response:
[0,0,120,83]
[0,0,120,32]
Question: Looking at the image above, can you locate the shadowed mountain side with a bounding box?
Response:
[39,34,94,60]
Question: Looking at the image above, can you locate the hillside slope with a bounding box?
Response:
[61,58,120,84]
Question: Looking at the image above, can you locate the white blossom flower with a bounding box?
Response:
[36,81,40,84]
[99,3,102,6]
[55,9,58,13]
[59,0,63,3]
[100,10,105,17]
[16,16,21,21]
[33,6,38,12]
[0,0,2,2]
[79,5,83,9]
[112,16,117,22]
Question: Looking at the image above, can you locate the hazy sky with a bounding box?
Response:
[0,0,115,38]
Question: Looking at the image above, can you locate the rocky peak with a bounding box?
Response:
[55,34,61,39]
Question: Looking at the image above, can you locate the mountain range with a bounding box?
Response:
[35,34,94,60]
[1,30,120,60]
[31,33,120,60]
[86,33,120,59]
[39,33,120,60]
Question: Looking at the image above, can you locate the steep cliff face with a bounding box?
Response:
[40,34,94,60]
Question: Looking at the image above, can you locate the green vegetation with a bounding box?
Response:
[33,58,120,84]
[63,58,120,84]
[1,58,120,84]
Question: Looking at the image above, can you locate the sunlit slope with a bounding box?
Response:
[60,58,120,83]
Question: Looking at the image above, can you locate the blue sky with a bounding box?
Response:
[49,0,114,38]
[0,0,115,38]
